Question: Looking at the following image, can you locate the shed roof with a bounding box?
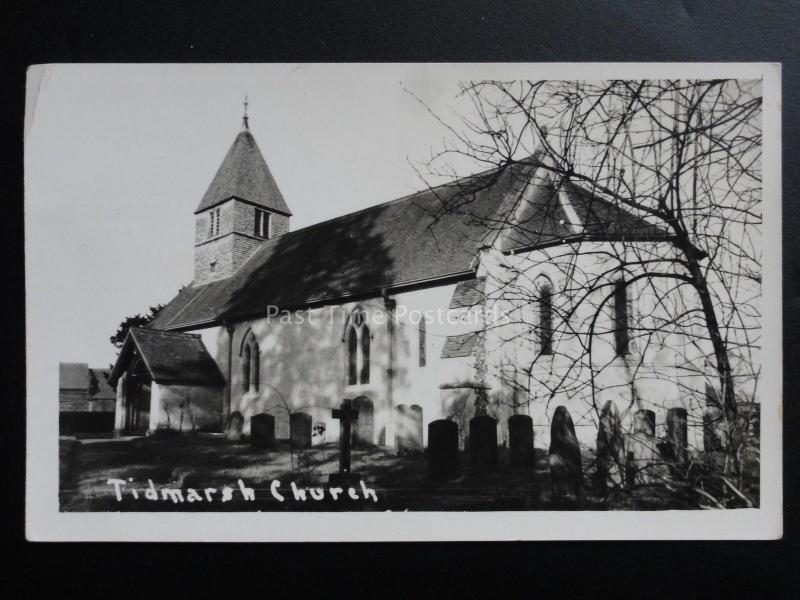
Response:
[59,362,89,390]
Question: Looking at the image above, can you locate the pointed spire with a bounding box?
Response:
[195,119,292,216]
[242,95,250,130]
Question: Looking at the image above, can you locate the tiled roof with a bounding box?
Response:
[195,129,291,215]
[449,276,486,309]
[151,162,535,330]
[440,332,479,359]
[89,368,116,399]
[496,178,669,252]
[59,362,88,390]
[153,158,667,331]
[109,328,225,387]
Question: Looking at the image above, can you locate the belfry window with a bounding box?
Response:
[254,208,270,239]
[345,307,370,385]
[208,208,221,238]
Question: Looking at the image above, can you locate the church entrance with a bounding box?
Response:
[124,358,151,434]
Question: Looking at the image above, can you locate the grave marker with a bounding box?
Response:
[469,415,498,472]
[549,406,582,507]
[290,412,312,449]
[330,398,359,484]
[595,400,625,495]
[250,413,276,449]
[666,407,688,465]
[224,411,244,442]
[626,409,657,486]
[428,419,459,479]
[508,414,534,468]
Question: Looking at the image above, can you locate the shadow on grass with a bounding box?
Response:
[60,434,722,512]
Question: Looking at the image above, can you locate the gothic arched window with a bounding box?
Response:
[242,345,251,392]
[613,279,630,356]
[345,307,370,385]
[240,331,260,393]
[536,276,554,356]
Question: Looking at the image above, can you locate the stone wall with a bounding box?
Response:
[194,200,291,284]
[151,382,224,433]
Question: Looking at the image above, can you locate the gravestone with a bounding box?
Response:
[290,412,312,449]
[330,398,359,486]
[395,404,424,454]
[508,414,534,468]
[595,400,625,495]
[351,396,374,448]
[250,413,276,449]
[626,409,657,486]
[409,405,423,451]
[549,406,582,507]
[666,407,688,465]
[428,419,459,480]
[224,411,244,442]
[469,415,498,472]
[394,404,410,452]
[703,408,727,452]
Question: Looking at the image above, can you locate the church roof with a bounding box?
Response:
[152,158,667,331]
[195,129,291,216]
[108,328,225,387]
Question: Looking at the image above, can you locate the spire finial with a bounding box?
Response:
[242,95,250,130]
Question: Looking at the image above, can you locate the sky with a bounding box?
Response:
[25,63,775,373]
[26,64,492,368]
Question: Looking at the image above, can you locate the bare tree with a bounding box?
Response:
[415,79,761,507]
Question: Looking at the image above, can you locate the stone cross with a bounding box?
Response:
[332,398,359,474]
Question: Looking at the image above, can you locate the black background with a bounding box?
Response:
[5,1,798,596]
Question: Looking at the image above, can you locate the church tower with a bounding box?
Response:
[193,101,291,284]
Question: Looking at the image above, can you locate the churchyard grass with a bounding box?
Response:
[59,433,713,511]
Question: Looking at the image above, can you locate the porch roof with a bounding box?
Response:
[109,328,225,387]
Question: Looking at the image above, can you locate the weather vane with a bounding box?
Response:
[242,94,249,130]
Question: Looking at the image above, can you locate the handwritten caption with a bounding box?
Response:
[107,478,378,504]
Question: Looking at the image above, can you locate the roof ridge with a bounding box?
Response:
[243,157,539,245]
[131,326,200,338]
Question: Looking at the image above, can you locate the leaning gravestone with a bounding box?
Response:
[290,412,313,449]
[666,407,688,466]
[595,400,625,495]
[408,405,423,451]
[395,404,424,454]
[508,414,534,468]
[428,419,459,480]
[351,396,374,448]
[469,415,498,472]
[250,413,276,449]
[549,406,582,507]
[626,409,657,486]
[224,411,244,442]
[394,404,411,453]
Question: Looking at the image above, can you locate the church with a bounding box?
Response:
[108,109,712,453]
